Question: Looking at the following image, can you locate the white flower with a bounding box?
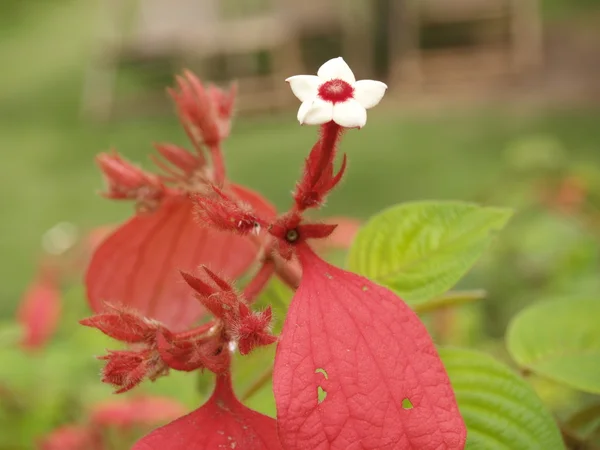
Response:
[286,57,388,129]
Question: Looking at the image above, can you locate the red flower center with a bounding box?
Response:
[318,79,354,104]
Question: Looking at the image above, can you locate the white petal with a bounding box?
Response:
[297,100,313,124]
[353,80,388,109]
[298,98,334,125]
[285,75,321,102]
[332,99,367,129]
[297,98,334,125]
[317,57,356,84]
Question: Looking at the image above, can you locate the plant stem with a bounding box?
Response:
[243,259,276,303]
[241,367,274,402]
[209,144,226,185]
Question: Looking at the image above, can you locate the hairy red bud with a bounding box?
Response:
[234,307,277,356]
[169,72,221,147]
[99,349,164,394]
[96,151,164,206]
[80,305,163,344]
[153,143,204,176]
[192,187,264,235]
[180,268,238,320]
[156,330,229,374]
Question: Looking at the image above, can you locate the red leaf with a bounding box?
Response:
[90,396,187,430]
[273,245,466,450]
[17,270,61,350]
[86,191,266,330]
[133,372,282,450]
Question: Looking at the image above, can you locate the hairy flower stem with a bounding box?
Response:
[309,122,343,191]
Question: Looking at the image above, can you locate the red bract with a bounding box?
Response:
[90,396,187,429]
[18,266,61,350]
[273,244,466,450]
[85,190,269,330]
[133,371,282,450]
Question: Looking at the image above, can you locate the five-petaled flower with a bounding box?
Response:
[286,56,388,128]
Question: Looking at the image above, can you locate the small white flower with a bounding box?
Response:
[286,57,388,129]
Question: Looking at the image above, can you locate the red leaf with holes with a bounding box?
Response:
[273,245,466,450]
[18,269,61,350]
[86,186,274,330]
[133,372,282,450]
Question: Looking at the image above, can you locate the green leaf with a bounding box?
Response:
[440,347,564,450]
[506,298,600,394]
[347,201,512,306]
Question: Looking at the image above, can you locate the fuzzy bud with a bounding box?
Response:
[96,151,164,206]
[233,306,278,356]
[80,305,164,344]
[192,187,263,235]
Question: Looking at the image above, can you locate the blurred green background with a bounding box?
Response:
[1,0,600,448]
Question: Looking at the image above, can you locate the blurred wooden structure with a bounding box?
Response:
[388,0,543,93]
[82,0,543,119]
[81,0,373,120]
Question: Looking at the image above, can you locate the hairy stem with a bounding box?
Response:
[173,321,218,340]
[209,144,226,185]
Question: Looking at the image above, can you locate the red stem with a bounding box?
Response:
[181,120,206,166]
[272,254,301,289]
[243,259,276,303]
[212,369,236,403]
[173,321,217,340]
[209,144,226,185]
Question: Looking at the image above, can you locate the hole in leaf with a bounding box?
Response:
[317,386,327,404]
[315,368,329,379]
[361,285,369,291]
[402,398,413,409]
